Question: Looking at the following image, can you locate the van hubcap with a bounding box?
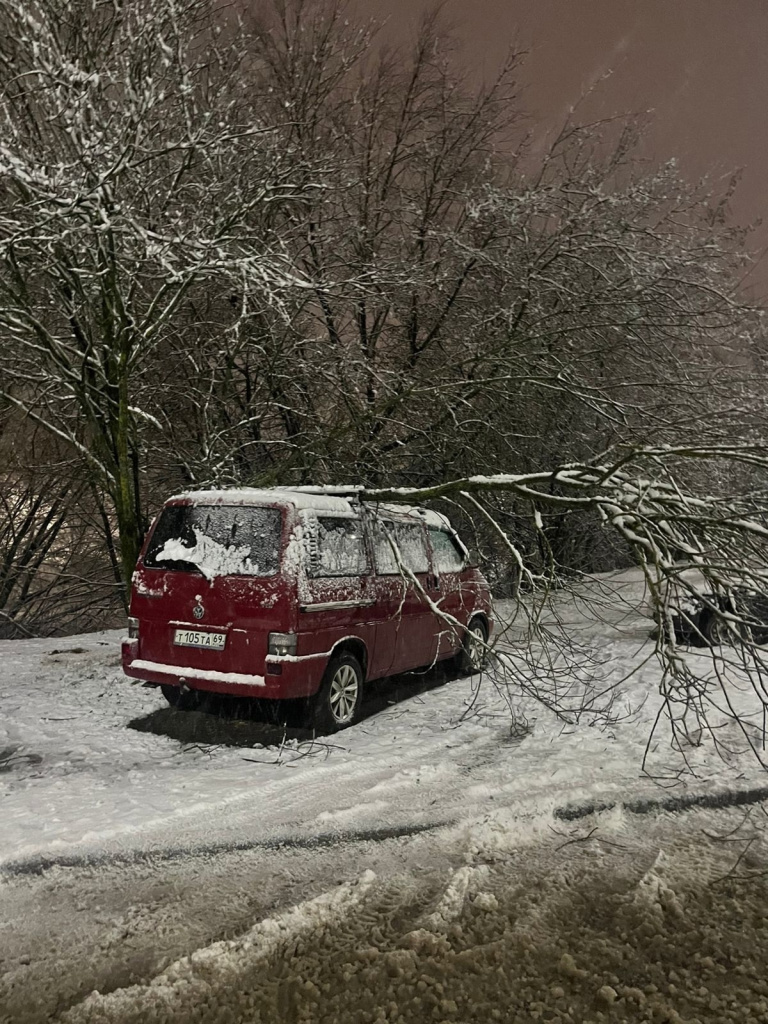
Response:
[329,665,360,723]
[468,625,486,669]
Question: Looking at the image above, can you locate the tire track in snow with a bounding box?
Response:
[556,783,768,821]
[0,820,450,878]
[6,783,768,879]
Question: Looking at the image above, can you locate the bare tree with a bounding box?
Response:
[0,0,309,589]
[2,0,766,662]
[162,0,525,487]
[0,414,119,635]
[177,4,761,506]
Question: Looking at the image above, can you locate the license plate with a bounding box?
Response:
[173,628,227,650]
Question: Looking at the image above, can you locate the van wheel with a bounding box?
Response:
[457,617,488,675]
[308,653,364,734]
[161,684,182,707]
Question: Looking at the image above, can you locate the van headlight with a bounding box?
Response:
[268,632,297,657]
[128,616,140,639]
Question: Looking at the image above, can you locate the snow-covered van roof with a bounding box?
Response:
[168,488,357,515]
[167,487,455,529]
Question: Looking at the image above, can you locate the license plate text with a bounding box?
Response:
[173,629,227,650]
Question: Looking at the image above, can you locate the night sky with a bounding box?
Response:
[364,0,768,298]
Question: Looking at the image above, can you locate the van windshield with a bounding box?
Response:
[143,504,282,579]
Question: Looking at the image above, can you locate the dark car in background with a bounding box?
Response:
[663,586,768,647]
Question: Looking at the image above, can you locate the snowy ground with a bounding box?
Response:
[3,569,768,1022]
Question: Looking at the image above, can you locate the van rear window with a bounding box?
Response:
[143,505,282,578]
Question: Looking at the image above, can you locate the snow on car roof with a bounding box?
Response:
[168,488,357,515]
[167,487,454,527]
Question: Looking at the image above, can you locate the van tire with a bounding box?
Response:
[161,684,182,707]
[457,616,488,675]
[308,652,364,734]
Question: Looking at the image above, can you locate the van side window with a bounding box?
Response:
[310,517,367,577]
[372,520,429,575]
[428,528,465,572]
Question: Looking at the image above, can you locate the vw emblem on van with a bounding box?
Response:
[192,603,205,620]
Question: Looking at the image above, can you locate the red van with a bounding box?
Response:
[121,488,493,732]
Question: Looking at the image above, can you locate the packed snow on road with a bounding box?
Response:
[3,569,768,1023]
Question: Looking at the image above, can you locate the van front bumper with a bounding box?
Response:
[121,638,323,699]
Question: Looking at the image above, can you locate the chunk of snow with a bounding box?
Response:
[130,659,265,688]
